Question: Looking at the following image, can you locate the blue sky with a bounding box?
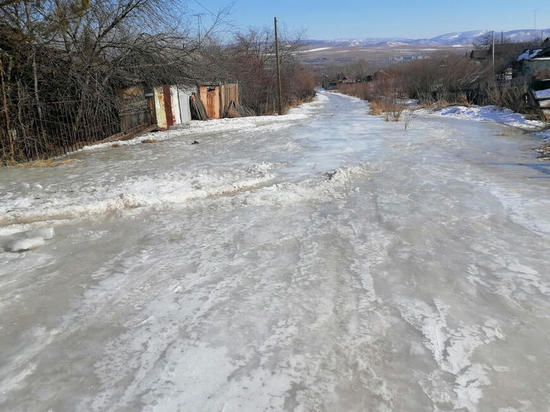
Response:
[190,0,550,39]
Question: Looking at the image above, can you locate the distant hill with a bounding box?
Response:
[306,29,549,48]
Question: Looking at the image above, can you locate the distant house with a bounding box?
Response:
[516,41,550,79]
[321,72,362,90]
[470,43,532,63]
[470,48,488,61]
[321,78,339,90]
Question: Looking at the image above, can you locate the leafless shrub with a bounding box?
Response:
[483,81,531,113]
[403,109,419,130]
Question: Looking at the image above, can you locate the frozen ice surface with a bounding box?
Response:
[1,92,550,411]
[24,227,55,240]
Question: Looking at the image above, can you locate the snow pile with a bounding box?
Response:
[3,227,55,252]
[5,237,46,252]
[535,89,550,99]
[433,105,544,130]
[517,49,541,61]
[78,93,329,153]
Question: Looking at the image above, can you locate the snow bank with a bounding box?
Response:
[431,105,544,130]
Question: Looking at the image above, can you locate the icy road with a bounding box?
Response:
[1,92,550,411]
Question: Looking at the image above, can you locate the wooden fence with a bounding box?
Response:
[0,96,153,165]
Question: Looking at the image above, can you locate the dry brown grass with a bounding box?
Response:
[13,158,75,168]
[369,100,406,121]
[456,93,470,106]
[369,100,386,115]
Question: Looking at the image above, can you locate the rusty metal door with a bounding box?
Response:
[206,87,217,119]
[147,96,157,126]
[163,85,174,127]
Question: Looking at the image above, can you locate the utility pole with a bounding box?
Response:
[492,30,495,78]
[194,14,202,44]
[274,17,283,115]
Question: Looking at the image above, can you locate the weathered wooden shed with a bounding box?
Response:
[198,83,239,119]
[151,85,194,129]
[220,83,239,116]
[117,86,155,133]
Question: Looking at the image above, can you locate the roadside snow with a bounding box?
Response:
[431,105,544,130]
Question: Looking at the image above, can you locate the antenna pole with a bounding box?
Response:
[492,31,495,77]
[274,17,283,115]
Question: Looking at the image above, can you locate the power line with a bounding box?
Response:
[191,0,215,16]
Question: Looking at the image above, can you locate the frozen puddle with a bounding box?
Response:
[1,92,550,411]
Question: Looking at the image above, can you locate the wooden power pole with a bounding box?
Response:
[274,17,283,115]
[492,31,495,77]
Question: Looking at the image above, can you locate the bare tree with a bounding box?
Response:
[0,0,212,162]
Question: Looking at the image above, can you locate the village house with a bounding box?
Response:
[513,39,550,120]
[516,38,550,80]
